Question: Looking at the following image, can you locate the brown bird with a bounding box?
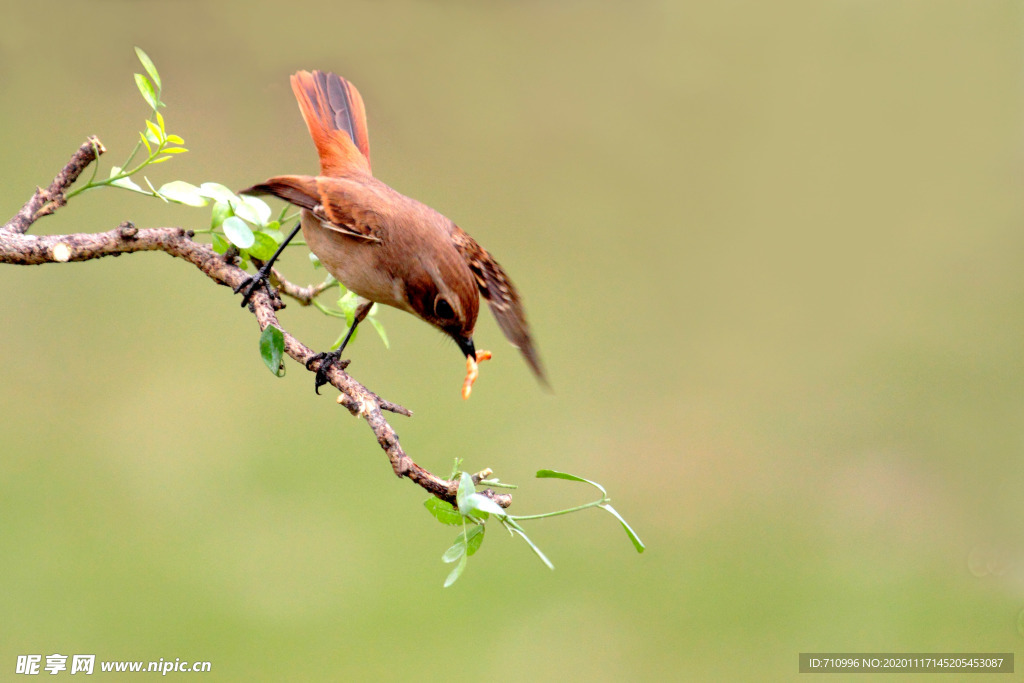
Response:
[238,71,545,398]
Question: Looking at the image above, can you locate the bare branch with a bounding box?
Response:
[269,267,334,305]
[0,138,511,510]
[4,137,106,234]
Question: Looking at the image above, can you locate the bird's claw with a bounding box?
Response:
[305,350,351,394]
[233,265,273,308]
[233,276,261,307]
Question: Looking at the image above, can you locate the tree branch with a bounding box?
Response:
[3,136,105,234]
[269,267,335,305]
[0,137,512,510]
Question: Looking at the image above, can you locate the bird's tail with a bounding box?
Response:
[290,70,372,177]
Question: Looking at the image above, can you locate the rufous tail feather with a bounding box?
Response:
[290,70,372,177]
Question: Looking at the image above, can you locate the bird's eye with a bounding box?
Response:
[434,297,455,320]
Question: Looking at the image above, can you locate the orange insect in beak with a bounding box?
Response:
[462,350,492,400]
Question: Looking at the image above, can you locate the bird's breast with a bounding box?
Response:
[300,209,413,313]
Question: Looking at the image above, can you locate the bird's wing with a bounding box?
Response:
[239,175,382,243]
[451,226,547,385]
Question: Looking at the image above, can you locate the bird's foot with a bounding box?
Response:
[233,263,274,308]
[305,350,351,394]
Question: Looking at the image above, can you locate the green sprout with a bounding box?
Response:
[426,469,645,587]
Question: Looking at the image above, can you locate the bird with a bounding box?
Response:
[237,70,546,398]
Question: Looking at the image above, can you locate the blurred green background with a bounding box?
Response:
[3,1,1024,680]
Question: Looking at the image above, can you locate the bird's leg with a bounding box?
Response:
[234,220,304,307]
[306,299,374,394]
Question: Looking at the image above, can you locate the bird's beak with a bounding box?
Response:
[456,335,476,360]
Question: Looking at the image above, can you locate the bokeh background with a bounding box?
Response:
[3,1,1024,680]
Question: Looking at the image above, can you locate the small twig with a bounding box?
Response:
[269,267,334,305]
[0,138,510,510]
[3,137,106,234]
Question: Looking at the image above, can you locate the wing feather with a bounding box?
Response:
[451,227,547,385]
[239,176,382,243]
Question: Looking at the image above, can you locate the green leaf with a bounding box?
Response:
[239,195,272,225]
[156,111,166,136]
[145,119,164,143]
[337,290,359,315]
[230,199,260,225]
[536,469,607,496]
[465,524,485,556]
[464,492,506,519]
[535,469,595,484]
[335,291,360,330]
[309,253,322,268]
[157,181,207,207]
[442,539,466,564]
[134,47,161,90]
[139,131,152,155]
[456,472,475,515]
[211,201,233,230]
[165,134,185,145]
[211,232,229,255]
[134,73,158,110]
[110,176,143,192]
[149,155,173,164]
[160,147,188,154]
[600,504,645,553]
[262,224,284,243]
[424,497,463,526]
[198,182,238,203]
[259,325,286,377]
[223,216,255,249]
[248,231,279,261]
[443,554,468,588]
[368,316,390,349]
